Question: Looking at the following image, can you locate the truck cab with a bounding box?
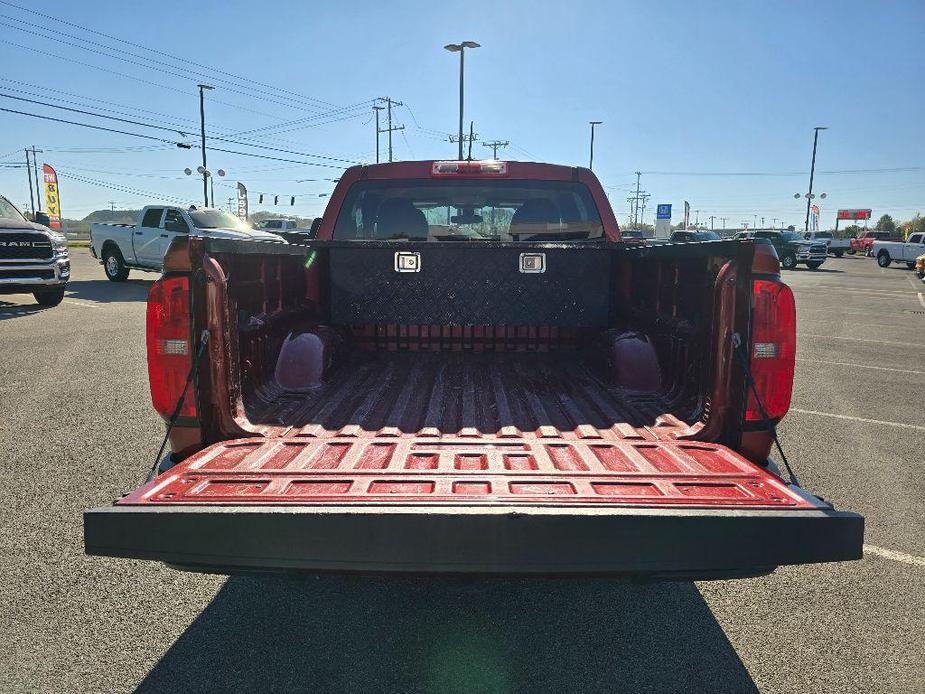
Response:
[0,195,70,306]
[90,205,283,281]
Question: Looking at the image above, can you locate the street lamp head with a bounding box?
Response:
[590,120,603,125]
[814,126,828,131]
[445,41,480,51]
[793,193,801,199]
[196,166,205,174]
[819,192,827,199]
[197,84,214,91]
[184,168,192,176]
[217,169,226,177]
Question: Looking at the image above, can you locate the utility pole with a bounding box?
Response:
[377,97,404,163]
[753,213,758,229]
[639,193,651,227]
[695,209,700,226]
[772,217,778,229]
[108,201,117,212]
[481,140,509,159]
[709,215,715,231]
[633,171,641,228]
[588,121,602,170]
[449,131,478,156]
[372,105,385,163]
[30,146,43,212]
[197,84,214,208]
[721,217,727,230]
[805,126,827,232]
[24,148,35,215]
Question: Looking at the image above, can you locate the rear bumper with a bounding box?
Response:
[84,503,863,579]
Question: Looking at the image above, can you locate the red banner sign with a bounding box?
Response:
[42,164,62,229]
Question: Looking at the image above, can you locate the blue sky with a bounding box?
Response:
[0,0,922,227]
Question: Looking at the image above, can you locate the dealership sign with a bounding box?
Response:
[836,209,871,221]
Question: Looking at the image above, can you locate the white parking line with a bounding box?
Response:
[790,408,925,432]
[864,544,925,568]
[63,300,102,309]
[795,285,914,295]
[798,333,925,349]
[795,358,925,376]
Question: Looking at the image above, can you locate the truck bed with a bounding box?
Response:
[245,350,696,440]
[128,350,812,510]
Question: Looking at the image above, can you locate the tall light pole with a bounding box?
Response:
[444,41,480,160]
[804,126,827,231]
[589,121,602,170]
[197,84,214,207]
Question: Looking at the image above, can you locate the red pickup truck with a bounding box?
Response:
[850,229,891,256]
[84,160,862,579]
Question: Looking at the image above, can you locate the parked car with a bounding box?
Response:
[0,194,70,306]
[850,230,891,256]
[872,232,925,269]
[89,206,284,281]
[669,230,721,243]
[803,230,851,257]
[734,230,827,269]
[84,159,862,580]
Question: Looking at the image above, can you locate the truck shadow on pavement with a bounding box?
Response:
[65,278,152,304]
[135,575,757,694]
[0,299,47,319]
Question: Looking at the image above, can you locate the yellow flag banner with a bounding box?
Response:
[42,163,62,229]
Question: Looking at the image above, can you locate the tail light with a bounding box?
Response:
[146,275,195,419]
[746,278,796,421]
[431,160,508,176]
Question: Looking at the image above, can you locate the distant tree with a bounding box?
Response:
[874,214,896,233]
[842,224,861,237]
[786,224,796,231]
[913,214,925,235]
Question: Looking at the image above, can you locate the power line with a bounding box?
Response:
[0,38,283,120]
[0,92,361,165]
[0,0,340,111]
[0,107,352,170]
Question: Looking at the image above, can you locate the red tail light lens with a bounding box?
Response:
[746,278,796,421]
[146,275,195,419]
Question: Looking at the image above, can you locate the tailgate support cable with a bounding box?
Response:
[147,329,210,482]
[732,332,800,487]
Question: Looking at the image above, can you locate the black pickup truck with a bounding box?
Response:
[734,230,827,270]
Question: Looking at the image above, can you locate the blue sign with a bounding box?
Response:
[656,204,672,220]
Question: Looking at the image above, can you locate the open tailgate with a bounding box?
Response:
[85,437,863,578]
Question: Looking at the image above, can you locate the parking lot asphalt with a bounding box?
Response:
[0,249,922,693]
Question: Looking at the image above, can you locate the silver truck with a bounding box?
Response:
[0,195,70,306]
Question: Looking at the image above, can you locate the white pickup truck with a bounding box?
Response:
[872,232,925,269]
[89,205,283,281]
[803,231,852,257]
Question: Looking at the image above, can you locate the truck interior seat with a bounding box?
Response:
[509,198,560,239]
[374,199,428,240]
